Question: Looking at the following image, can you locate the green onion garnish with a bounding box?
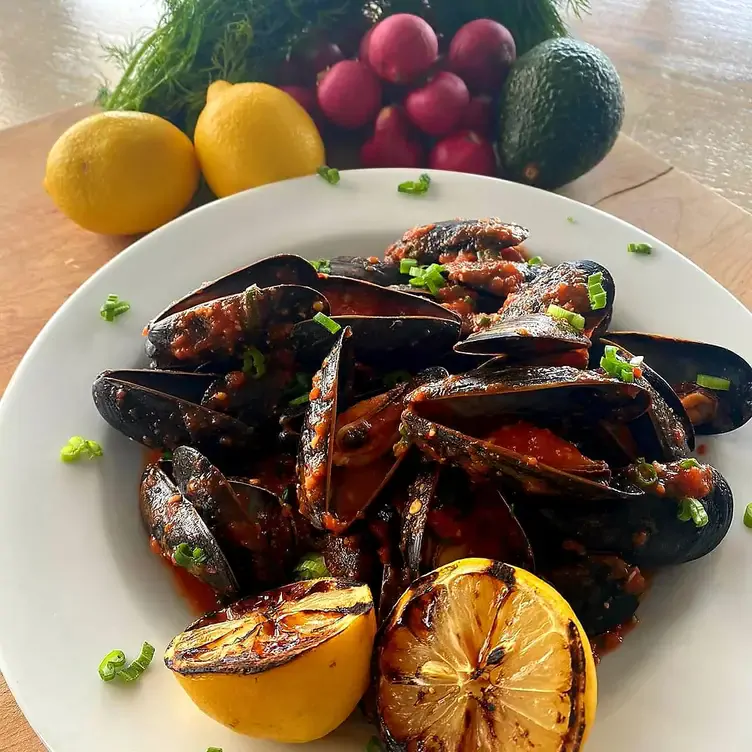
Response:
[161,450,173,461]
[587,272,607,311]
[527,256,543,266]
[696,374,731,391]
[289,393,310,407]
[207,748,223,752]
[633,458,658,488]
[627,242,653,255]
[406,262,446,292]
[566,216,576,224]
[313,312,341,334]
[600,345,643,383]
[744,503,752,528]
[317,165,340,185]
[294,552,331,581]
[242,346,266,379]
[309,259,332,275]
[98,642,155,684]
[398,173,431,195]
[115,642,156,683]
[366,737,385,752]
[60,436,103,463]
[98,650,127,682]
[677,498,708,528]
[546,304,585,332]
[400,258,418,274]
[173,543,208,569]
[99,294,131,322]
[680,458,701,469]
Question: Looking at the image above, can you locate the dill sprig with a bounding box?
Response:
[100,0,590,134]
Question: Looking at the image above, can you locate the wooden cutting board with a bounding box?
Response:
[1,105,751,751]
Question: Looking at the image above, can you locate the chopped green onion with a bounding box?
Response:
[99,293,131,322]
[317,165,340,185]
[587,272,607,311]
[366,737,385,752]
[633,459,658,488]
[408,265,423,278]
[629,356,644,368]
[173,543,208,569]
[398,173,431,195]
[98,650,127,682]
[309,259,332,275]
[161,450,173,461]
[627,242,653,255]
[744,503,752,528]
[313,312,341,334]
[680,458,701,469]
[400,258,418,274]
[115,642,156,683]
[98,642,155,684]
[242,346,266,379]
[207,748,223,752]
[696,374,731,391]
[566,216,576,224]
[527,256,543,266]
[384,370,412,388]
[677,498,708,528]
[60,436,103,463]
[546,304,585,332]
[600,345,643,383]
[294,552,331,581]
[289,392,310,407]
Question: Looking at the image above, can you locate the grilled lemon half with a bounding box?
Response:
[377,558,597,751]
[165,578,375,742]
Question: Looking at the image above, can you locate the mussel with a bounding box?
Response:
[401,366,651,499]
[606,331,752,434]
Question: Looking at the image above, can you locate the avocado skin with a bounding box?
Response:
[499,38,625,190]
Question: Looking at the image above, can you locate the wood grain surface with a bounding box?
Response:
[1,106,752,750]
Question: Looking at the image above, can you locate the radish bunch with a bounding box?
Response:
[280,14,517,177]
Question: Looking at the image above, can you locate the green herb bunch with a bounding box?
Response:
[100,0,589,135]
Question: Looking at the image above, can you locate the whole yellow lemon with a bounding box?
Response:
[194,81,325,198]
[44,111,199,235]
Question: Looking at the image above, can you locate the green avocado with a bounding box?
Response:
[498,38,625,190]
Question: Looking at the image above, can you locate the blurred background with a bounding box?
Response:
[2,0,750,209]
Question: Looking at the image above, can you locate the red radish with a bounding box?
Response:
[405,71,470,137]
[429,130,497,175]
[359,26,375,67]
[449,19,516,92]
[361,133,424,168]
[459,95,494,135]
[368,14,438,84]
[317,60,382,129]
[373,105,412,140]
[280,86,319,118]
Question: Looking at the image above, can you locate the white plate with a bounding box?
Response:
[1,169,751,752]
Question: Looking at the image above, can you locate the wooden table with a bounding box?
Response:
[2,107,752,750]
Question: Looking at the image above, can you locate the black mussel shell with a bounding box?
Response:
[606,331,752,434]
[140,461,238,599]
[327,256,404,286]
[535,466,733,568]
[152,254,319,322]
[92,369,254,461]
[384,219,529,265]
[146,284,328,370]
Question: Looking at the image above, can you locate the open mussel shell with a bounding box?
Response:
[402,366,652,499]
[92,369,254,462]
[606,331,752,434]
[172,446,300,590]
[502,260,615,338]
[591,339,694,460]
[384,219,529,265]
[152,254,319,322]
[455,313,591,359]
[534,466,733,569]
[146,284,328,370]
[140,461,239,599]
[326,256,404,286]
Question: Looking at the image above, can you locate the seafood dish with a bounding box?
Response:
[92,218,750,749]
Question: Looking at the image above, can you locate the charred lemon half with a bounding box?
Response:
[377,558,597,751]
[165,578,375,742]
